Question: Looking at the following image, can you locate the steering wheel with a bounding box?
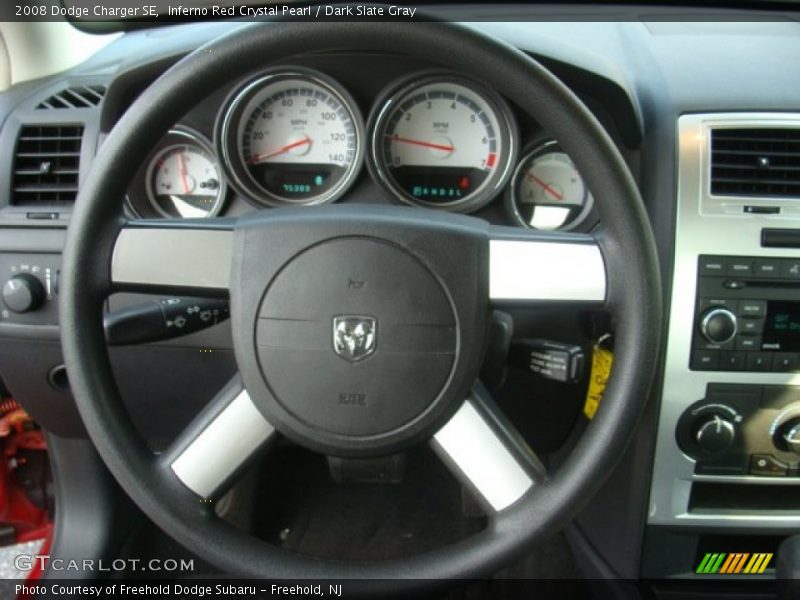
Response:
[60,21,661,587]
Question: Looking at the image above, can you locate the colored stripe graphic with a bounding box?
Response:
[719,553,737,574]
[697,552,773,574]
[744,553,773,574]
[720,553,747,574]
[733,553,750,573]
[697,553,727,574]
[696,553,713,574]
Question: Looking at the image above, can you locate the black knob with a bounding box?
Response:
[771,404,800,454]
[700,307,737,344]
[694,415,735,455]
[2,274,45,313]
[784,426,800,454]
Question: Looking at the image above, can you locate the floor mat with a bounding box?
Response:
[253,445,484,561]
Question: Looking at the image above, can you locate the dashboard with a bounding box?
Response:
[120,55,610,232]
[0,12,799,591]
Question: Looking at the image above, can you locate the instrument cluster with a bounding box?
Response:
[125,66,598,231]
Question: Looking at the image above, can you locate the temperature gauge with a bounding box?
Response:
[506,141,594,231]
[146,136,225,218]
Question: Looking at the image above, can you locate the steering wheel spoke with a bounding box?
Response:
[489,227,606,304]
[431,385,546,515]
[161,375,277,501]
[110,219,234,296]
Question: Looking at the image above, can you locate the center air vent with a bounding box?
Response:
[36,85,106,110]
[12,125,83,206]
[711,128,800,198]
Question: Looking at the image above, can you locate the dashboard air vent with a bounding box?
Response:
[36,85,106,110]
[11,125,83,206]
[711,128,800,198]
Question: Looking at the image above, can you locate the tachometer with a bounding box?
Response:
[218,68,364,206]
[369,75,517,212]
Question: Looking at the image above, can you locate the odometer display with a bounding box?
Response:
[219,69,364,206]
[370,76,516,212]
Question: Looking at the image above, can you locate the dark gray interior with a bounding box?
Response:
[1,6,799,598]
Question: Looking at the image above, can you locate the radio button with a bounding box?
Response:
[726,258,753,277]
[691,350,719,370]
[754,258,781,279]
[739,300,766,318]
[736,336,761,351]
[723,279,746,290]
[781,259,800,280]
[699,298,737,313]
[746,352,772,371]
[749,454,788,476]
[699,255,725,276]
[773,353,799,372]
[739,318,764,335]
[720,351,746,371]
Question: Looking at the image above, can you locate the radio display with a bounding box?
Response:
[763,301,800,351]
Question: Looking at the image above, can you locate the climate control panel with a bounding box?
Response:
[677,383,800,477]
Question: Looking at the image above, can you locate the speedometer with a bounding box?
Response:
[218,68,364,206]
[369,75,517,212]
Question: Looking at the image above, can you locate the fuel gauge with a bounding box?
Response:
[146,133,225,218]
[506,141,594,231]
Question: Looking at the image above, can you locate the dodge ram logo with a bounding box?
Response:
[333,316,376,362]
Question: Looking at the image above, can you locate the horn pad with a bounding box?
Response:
[230,206,488,457]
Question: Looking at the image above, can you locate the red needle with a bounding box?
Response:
[387,135,454,152]
[526,172,563,201]
[250,137,311,163]
[177,150,190,194]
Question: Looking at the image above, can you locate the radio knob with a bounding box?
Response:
[2,273,45,314]
[694,415,736,455]
[771,404,800,455]
[700,307,737,344]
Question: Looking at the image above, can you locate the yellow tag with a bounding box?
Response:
[583,345,614,420]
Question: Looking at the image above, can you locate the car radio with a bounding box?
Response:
[691,255,800,372]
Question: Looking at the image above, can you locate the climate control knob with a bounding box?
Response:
[694,415,736,455]
[2,274,45,314]
[771,404,800,455]
[699,307,737,344]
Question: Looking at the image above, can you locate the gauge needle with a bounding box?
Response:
[387,135,454,152]
[525,172,563,201]
[250,137,311,163]
[177,151,190,194]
